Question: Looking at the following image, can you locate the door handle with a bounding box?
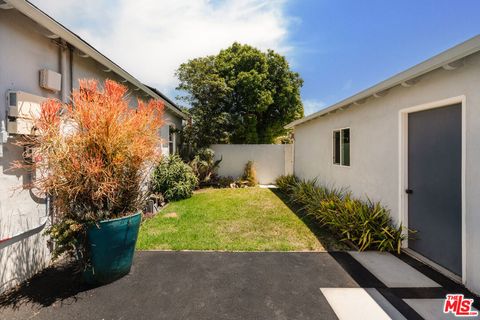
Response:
[405,189,413,194]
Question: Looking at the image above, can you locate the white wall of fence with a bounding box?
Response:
[211,144,293,184]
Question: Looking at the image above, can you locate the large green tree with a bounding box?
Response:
[176,43,303,148]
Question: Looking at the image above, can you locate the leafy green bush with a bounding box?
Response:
[275,175,405,253]
[189,148,222,186]
[151,155,198,201]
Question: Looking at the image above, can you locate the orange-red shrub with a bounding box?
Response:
[15,79,164,258]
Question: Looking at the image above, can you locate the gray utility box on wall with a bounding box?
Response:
[39,69,61,92]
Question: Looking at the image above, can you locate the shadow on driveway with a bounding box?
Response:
[0,261,98,310]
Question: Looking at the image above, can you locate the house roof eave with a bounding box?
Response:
[7,0,188,120]
[286,34,480,129]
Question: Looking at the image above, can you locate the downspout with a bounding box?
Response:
[60,39,68,103]
[69,44,73,96]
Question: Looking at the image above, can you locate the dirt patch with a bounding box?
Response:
[163,212,179,218]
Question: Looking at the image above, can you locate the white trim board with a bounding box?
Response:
[398,95,466,284]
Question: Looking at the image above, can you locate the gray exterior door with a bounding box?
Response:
[408,104,462,276]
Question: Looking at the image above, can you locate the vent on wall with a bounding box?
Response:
[39,69,61,92]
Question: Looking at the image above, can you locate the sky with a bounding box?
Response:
[31,0,480,115]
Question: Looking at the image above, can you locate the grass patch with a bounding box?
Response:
[137,187,343,251]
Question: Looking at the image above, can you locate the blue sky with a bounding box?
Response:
[285,0,480,114]
[32,0,480,115]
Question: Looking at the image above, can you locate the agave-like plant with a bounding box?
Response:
[189,148,222,186]
[13,79,165,260]
[275,174,299,191]
[275,175,406,253]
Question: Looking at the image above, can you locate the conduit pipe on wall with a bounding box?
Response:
[0,120,8,157]
[69,44,73,95]
[0,216,49,250]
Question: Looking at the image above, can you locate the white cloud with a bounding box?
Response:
[30,0,292,95]
[303,99,326,116]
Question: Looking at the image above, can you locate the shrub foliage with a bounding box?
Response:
[151,155,198,201]
[275,176,405,253]
[189,148,222,186]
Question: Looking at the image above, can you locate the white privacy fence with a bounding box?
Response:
[210,144,294,184]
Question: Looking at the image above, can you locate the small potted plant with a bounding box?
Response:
[15,79,164,284]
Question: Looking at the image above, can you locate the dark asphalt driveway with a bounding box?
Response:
[0,252,357,320]
[2,251,478,319]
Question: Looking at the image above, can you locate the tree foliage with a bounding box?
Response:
[176,43,303,148]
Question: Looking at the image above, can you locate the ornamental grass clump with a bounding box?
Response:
[243,161,258,187]
[14,79,165,260]
[274,174,299,192]
[275,175,405,253]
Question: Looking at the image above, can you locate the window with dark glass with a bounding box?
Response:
[333,128,350,166]
[168,126,175,155]
[333,130,341,164]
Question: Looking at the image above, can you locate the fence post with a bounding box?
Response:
[284,144,294,176]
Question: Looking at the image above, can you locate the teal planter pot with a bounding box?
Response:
[84,212,141,284]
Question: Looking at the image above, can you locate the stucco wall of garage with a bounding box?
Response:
[0,8,181,293]
[292,51,480,294]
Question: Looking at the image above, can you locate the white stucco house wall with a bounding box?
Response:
[0,0,187,293]
[286,35,480,294]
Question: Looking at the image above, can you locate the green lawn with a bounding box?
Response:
[137,187,344,251]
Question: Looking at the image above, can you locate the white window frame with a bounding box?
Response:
[332,127,350,167]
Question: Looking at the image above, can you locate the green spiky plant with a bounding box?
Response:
[275,175,406,253]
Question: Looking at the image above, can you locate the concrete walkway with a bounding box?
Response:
[0,251,478,319]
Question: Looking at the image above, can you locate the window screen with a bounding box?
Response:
[333,130,341,164]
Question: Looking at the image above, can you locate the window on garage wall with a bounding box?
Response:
[333,128,350,166]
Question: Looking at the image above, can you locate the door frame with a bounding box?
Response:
[398,95,466,284]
